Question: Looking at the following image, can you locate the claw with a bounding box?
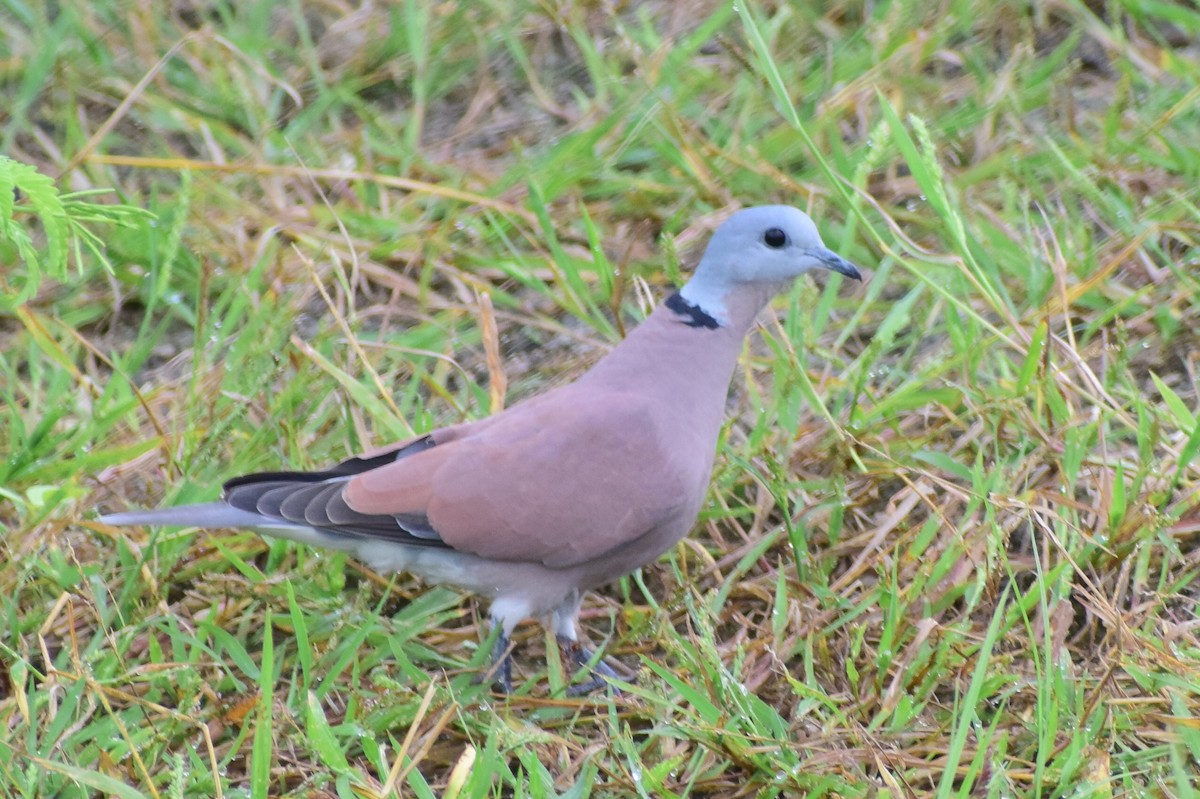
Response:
[556,635,626,695]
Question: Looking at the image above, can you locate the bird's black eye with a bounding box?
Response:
[763,228,787,249]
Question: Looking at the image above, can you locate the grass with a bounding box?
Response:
[2,0,1200,795]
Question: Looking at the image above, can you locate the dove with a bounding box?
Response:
[100,205,862,693]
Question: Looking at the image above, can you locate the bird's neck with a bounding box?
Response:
[677,275,787,335]
[579,283,781,405]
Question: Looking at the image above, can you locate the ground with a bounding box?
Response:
[2,0,1200,796]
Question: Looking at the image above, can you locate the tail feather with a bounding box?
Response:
[99,501,415,565]
[99,502,303,530]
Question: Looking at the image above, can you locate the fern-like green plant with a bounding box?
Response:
[0,156,154,311]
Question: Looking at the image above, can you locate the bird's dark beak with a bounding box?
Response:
[805,247,863,281]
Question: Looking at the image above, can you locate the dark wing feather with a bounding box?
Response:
[254,485,299,517]
[220,435,449,549]
[277,482,336,523]
[225,480,298,513]
[299,483,345,527]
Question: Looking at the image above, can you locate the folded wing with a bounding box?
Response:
[345,390,695,567]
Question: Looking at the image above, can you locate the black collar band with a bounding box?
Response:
[665,292,720,329]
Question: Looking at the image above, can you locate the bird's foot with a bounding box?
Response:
[556,635,626,696]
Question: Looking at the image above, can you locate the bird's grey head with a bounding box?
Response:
[679,205,861,324]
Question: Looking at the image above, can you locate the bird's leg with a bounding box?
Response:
[483,601,529,694]
[487,630,514,694]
